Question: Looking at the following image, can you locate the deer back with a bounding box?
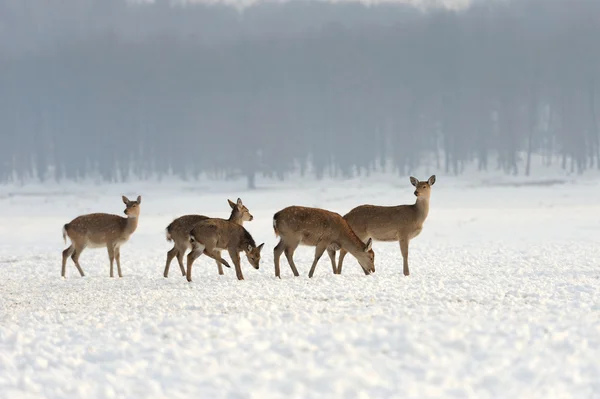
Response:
[190,218,252,251]
[274,206,364,249]
[343,175,435,241]
[167,214,209,243]
[344,204,424,241]
[65,213,135,248]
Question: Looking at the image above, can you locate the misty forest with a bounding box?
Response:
[1,0,599,188]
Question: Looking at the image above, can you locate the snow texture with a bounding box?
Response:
[1,176,599,398]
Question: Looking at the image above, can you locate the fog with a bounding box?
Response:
[1,0,598,187]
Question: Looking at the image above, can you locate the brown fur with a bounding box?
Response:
[186,219,264,282]
[338,175,435,276]
[272,206,374,278]
[61,195,141,278]
[163,198,253,278]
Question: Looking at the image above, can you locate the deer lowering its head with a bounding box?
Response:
[164,198,253,278]
[186,219,264,282]
[273,206,374,278]
[337,175,436,276]
[61,195,142,278]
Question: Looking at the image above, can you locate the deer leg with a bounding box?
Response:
[219,258,231,269]
[203,250,228,275]
[186,243,205,282]
[214,260,224,275]
[62,245,75,278]
[228,248,244,281]
[175,244,187,276]
[274,240,285,278]
[115,247,123,278]
[308,243,327,278]
[337,249,348,275]
[284,241,300,277]
[71,246,85,277]
[327,247,338,274]
[164,246,178,278]
[208,250,225,275]
[399,239,410,276]
[284,249,300,277]
[107,245,115,278]
[200,249,226,275]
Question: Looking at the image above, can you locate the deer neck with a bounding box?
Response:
[240,229,255,249]
[125,215,139,235]
[339,230,366,257]
[228,211,243,225]
[413,196,430,221]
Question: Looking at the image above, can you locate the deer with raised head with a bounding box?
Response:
[164,198,253,278]
[186,219,264,282]
[61,195,142,278]
[272,206,374,278]
[337,175,435,276]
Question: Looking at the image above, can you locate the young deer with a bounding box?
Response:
[61,195,142,278]
[337,175,436,276]
[186,219,264,282]
[273,206,374,278]
[164,198,253,278]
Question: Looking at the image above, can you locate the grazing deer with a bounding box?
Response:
[186,219,264,282]
[164,198,253,278]
[337,175,436,276]
[61,195,142,278]
[272,206,374,278]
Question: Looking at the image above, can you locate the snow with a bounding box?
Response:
[1,176,599,398]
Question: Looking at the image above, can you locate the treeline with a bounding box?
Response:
[0,0,599,187]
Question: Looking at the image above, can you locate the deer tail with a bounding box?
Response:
[62,224,69,245]
[273,213,280,238]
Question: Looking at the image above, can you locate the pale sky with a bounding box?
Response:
[164,0,472,11]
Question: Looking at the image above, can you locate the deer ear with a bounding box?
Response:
[365,238,372,252]
[257,243,264,252]
[136,195,142,204]
[428,175,436,186]
[410,177,419,187]
[237,198,243,206]
[122,195,130,204]
[247,244,253,252]
[228,199,236,209]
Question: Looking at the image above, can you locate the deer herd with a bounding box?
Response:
[61,175,436,281]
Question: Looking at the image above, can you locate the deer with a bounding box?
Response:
[61,195,142,278]
[272,206,374,278]
[186,219,264,282]
[336,175,436,276]
[164,198,253,278]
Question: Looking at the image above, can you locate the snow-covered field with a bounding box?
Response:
[1,176,599,398]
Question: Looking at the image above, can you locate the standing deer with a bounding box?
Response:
[61,195,142,278]
[337,175,435,276]
[272,206,374,278]
[186,219,264,282]
[164,198,253,278]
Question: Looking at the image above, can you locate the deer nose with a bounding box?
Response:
[123,210,127,215]
[249,215,254,221]
[414,191,418,196]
